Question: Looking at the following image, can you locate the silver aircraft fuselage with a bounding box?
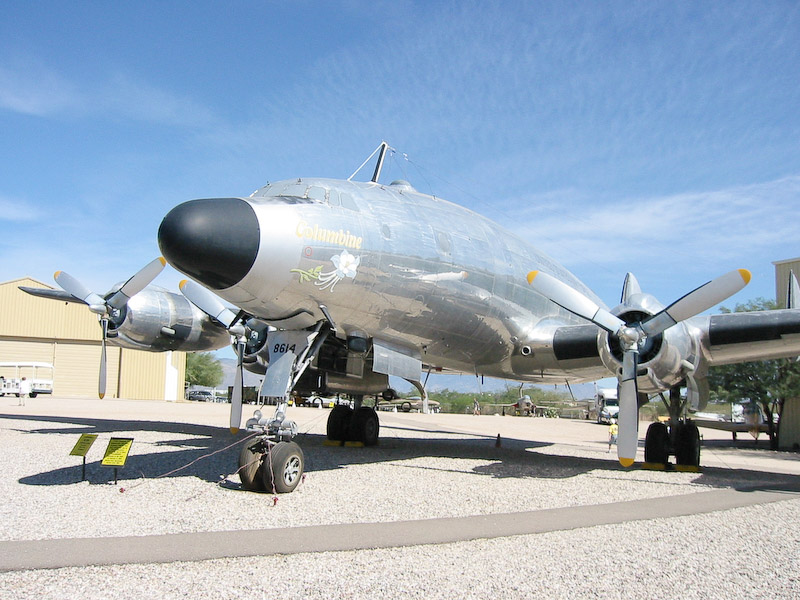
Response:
[159,178,606,382]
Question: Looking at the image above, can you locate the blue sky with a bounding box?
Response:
[2,2,799,393]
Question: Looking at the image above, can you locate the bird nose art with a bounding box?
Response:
[158,198,260,290]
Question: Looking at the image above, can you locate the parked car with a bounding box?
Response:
[186,390,213,402]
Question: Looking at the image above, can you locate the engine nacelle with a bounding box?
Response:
[597,292,701,395]
[107,286,230,352]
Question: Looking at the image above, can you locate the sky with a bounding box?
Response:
[2,1,799,394]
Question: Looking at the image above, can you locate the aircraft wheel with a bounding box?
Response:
[327,405,353,441]
[350,407,380,446]
[644,422,670,464]
[262,441,304,494]
[400,401,412,412]
[238,440,266,492]
[675,422,701,466]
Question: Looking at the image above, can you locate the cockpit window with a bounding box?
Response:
[339,192,360,211]
[308,186,327,202]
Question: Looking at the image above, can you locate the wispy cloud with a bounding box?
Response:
[0,195,40,221]
[0,61,216,128]
[507,176,800,303]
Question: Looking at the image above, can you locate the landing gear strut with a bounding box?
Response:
[239,322,332,493]
[643,386,701,468]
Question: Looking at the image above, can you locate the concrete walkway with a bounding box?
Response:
[2,483,798,572]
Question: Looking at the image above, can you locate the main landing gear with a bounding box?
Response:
[643,387,701,468]
[326,396,380,446]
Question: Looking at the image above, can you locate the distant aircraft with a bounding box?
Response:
[29,143,800,493]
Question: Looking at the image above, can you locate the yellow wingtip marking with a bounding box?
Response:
[619,457,635,467]
[230,427,239,435]
[738,269,751,285]
[527,271,539,285]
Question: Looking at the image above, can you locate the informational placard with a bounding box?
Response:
[69,434,98,457]
[101,438,134,467]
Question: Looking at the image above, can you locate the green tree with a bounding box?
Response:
[185,352,224,388]
[707,298,800,449]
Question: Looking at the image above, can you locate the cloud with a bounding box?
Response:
[0,195,40,221]
[0,63,81,116]
[511,176,800,272]
[0,61,216,128]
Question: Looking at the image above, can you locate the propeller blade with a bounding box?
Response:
[230,341,245,434]
[54,271,106,313]
[99,318,108,399]
[179,280,238,329]
[641,269,751,336]
[617,348,639,467]
[107,257,166,310]
[788,271,800,310]
[527,271,624,332]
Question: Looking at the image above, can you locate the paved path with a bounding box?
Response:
[2,483,798,572]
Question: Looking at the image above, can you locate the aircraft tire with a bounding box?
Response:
[327,405,353,441]
[644,422,670,464]
[400,401,412,412]
[675,422,701,467]
[350,407,380,446]
[262,441,304,494]
[238,440,266,492]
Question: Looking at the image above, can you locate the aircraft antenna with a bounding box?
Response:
[347,141,392,182]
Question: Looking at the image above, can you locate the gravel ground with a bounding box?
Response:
[1,398,799,598]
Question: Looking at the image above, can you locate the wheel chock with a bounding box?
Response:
[675,464,702,473]
[323,439,344,447]
[641,462,669,471]
[344,441,365,448]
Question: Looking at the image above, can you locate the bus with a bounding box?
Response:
[0,362,54,398]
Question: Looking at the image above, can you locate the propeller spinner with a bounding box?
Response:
[528,269,750,466]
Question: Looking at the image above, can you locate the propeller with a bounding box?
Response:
[54,257,167,399]
[179,279,247,433]
[528,268,751,466]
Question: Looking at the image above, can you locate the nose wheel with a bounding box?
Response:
[237,439,305,494]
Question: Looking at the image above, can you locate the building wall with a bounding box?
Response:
[0,278,185,400]
[774,257,800,309]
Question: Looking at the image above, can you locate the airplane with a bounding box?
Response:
[20,258,230,397]
[28,142,800,494]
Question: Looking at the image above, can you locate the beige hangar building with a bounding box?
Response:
[0,277,186,400]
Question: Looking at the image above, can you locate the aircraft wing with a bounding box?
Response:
[524,308,800,385]
[703,308,800,365]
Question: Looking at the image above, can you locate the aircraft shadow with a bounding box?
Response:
[4,413,799,493]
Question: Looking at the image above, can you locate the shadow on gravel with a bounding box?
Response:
[6,413,800,494]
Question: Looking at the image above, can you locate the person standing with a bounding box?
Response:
[19,377,31,406]
[608,419,618,452]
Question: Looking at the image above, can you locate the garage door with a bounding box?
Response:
[53,343,121,398]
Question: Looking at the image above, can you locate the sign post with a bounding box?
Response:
[69,434,98,481]
[101,437,134,484]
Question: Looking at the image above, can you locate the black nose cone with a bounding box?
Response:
[158,198,260,290]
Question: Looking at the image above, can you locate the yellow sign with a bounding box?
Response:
[69,434,98,457]
[101,438,134,467]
